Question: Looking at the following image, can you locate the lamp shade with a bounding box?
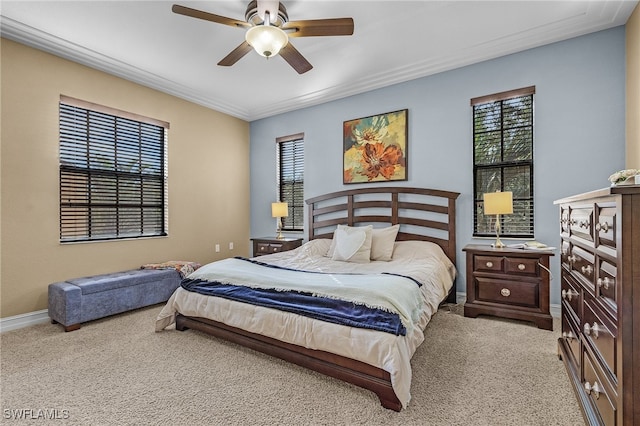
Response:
[271,202,289,218]
[483,191,513,215]
[245,25,288,58]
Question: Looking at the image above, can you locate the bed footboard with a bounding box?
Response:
[175,314,402,411]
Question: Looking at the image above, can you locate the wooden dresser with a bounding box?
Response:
[554,186,639,425]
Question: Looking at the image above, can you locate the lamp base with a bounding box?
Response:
[493,214,505,247]
[492,237,506,248]
[276,231,284,240]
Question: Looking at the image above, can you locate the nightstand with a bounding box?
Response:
[251,237,303,257]
[463,244,554,330]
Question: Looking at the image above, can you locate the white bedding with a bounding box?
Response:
[156,239,456,408]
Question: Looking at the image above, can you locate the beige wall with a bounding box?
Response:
[628,3,640,168]
[1,39,250,318]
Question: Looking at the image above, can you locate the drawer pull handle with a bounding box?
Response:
[581,265,593,276]
[597,277,613,290]
[562,331,575,341]
[486,261,493,268]
[561,289,577,301]
[584,381,601,399]
[595,221,609,233]
[500,288,511,297]
[579,220,590,229]
[567,255,577,264]
[517,263,526,271]
[583,322,600,339]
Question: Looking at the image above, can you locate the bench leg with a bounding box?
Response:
[64,324,81,332]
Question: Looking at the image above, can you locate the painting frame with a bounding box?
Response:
[342,109,408,184]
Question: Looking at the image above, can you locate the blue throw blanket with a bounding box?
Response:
[179,257,423,336]
[181,278,407,335]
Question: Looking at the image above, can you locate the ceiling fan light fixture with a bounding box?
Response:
[245,24,288,58]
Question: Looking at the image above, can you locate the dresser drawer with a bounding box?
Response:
[560,240,571,270]
[583,298,618,384]
[594,202,617,255]
[583,348,617,426]
[568,245,596,292]
[596,259,618,318]
[569,206,594,245]
[560,206,570,237]
[560,273,581,324]
[561,313,581,368]
[474,277,539,308]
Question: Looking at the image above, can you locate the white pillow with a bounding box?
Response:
[330,225,373,263]
[370,224,400,261]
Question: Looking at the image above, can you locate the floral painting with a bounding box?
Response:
[343,109,408,184]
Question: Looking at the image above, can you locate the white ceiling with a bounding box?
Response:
[1,1,637,121]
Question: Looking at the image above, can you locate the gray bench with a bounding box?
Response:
[48,268,181,331]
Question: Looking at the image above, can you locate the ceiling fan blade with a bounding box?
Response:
[279,43,313,74]
[172,4,251,29]
[218,42,253,67]
[282,18,354,37]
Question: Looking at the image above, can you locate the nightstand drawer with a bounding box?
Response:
[474,255,504,272]
[504,257,539,276]
[475,277,539,308]
[256,242,282,254]
[251,237,303,257]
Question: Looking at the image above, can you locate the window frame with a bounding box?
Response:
[276,133,304,232]
[59,95,169,243]
[471,86,535,239]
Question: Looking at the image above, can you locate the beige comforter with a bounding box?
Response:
[156,239,455,408]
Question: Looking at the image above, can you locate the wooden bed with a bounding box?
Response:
[175,186,459,411]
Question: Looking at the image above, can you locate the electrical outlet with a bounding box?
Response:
[229,242,234,250]
[215,244,220,253]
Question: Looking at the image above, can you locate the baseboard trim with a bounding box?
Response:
[0,309,50,333]
[455,292,561,319]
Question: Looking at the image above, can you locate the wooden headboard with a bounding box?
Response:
[305,186,460,268]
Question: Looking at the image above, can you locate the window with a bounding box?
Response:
[472,86,535,239]
[276,133,304,231]
[59,96,169,242]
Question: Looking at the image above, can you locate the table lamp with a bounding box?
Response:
[483,191,513,248]
[271,202,289,239]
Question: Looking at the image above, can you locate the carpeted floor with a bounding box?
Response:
[0,304,584,425]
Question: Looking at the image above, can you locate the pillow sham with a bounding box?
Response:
[370,224,400,261]
[330,225,373,263]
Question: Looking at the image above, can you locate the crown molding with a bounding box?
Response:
[2,0,634,122]
[0,16,251,120]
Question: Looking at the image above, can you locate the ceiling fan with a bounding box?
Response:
[172,1,354,74]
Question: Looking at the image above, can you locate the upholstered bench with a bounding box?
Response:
[48,268,182,332]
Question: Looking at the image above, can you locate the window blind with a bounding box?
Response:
[472,87,535,238]
[59,98,168,242]
[277,133,304,231]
